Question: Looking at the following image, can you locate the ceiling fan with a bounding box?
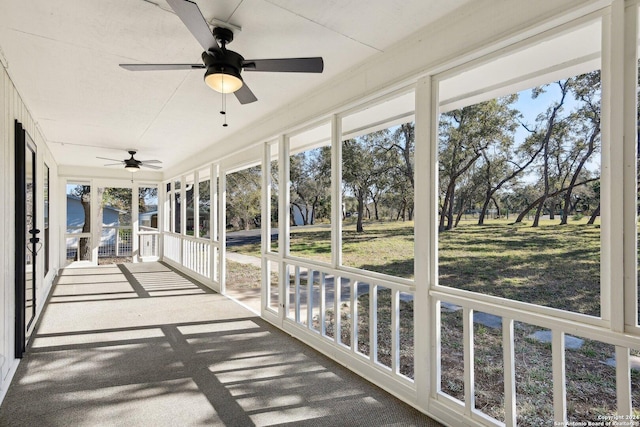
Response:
[98,150,162,173]
[119,0,324,105]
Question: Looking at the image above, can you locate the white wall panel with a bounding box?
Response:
[0,62,59,404]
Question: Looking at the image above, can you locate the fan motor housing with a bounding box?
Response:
[202,49,244,76]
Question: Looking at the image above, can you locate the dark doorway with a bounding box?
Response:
[15,121,38,358]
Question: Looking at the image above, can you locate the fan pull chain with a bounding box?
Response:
[219,70,228,127]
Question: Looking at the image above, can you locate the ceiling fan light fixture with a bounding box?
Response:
[204,67,243,93]
[125,164,140,173]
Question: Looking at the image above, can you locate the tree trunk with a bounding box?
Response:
[310,197,318,225]
[478,194,490,225]
[445,186,455,230]
[492,196,501,218]
[454,202,465,227]
[532,197,546,227]
[372,195,380,221]
[79,188,92,261]
[587,204,600,225]
[304,203,311,225]
[356,190,365,233]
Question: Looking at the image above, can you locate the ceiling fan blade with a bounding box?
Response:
[120,64,205,71]
[242,57,324,73]
[97,156,124,162]
[138,160,162,164]
[140,163,162,170]
[166,0,218,50]
[103,163,124,166]
[234,83,258,105]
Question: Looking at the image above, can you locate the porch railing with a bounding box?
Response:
[138,227,159,259]
[65,226,133,260]
[163,233,213,280]
[98,226,132,257]
[264,256,417,404]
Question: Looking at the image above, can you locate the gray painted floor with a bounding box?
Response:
[1,262,441,427]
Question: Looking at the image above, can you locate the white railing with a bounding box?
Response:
[183,238,210,278]
[138,228,159,259]
[163,233,213,280]
[98,226,132,257]
[163,233,181,264]
[428,288,640,426]
[276,257,416,386]
[66,226,133,260]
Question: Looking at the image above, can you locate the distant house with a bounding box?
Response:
[66,196,123,254]
[66,195,121,231]
[139,210,158,229]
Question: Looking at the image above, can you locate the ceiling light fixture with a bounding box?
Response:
[204,66,243,93]
[125,164,140,173]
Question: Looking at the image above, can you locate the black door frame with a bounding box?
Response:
[14,120,37,358]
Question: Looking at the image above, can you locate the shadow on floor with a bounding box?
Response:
[0,262,440,427]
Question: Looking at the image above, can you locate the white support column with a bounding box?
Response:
[601,0,625,330]
[331,114,342,269]
[212,164,219,242]
[320,273,327,336]
[193,170,200,239]
[370,285,378,364]
[158,182,164,261]
[334,274,340,345]
[414,75,433,409]
[219,170,226,294]
[132,182,139,262]
[276,135,290,318]
[616,345,632,416]
[261,143,271,313]
[90,179,98,264]
[391,289,399,374]
[623,0,639,330]
[552,330,567,424]
[261,143,270,259]
[180,176,186,236]
[279,134,290,259]
[170,181,175,233]
[351,280,357,351]
[463,307,475,416]
[210,164,218,284]
[503,318,516,427]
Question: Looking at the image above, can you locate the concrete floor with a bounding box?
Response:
[0,262,441,427]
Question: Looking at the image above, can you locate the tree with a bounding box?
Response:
[388,123,416,220]
[559,71,600,224]
[226,166,262,230]
[439,98,516,231]
[472,94,529,225]
[342,130,393,232]
[518,80,570,227]
[69,185,92,260]
[289,147,331,225]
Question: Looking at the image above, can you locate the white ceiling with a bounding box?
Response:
[0,0,470,174]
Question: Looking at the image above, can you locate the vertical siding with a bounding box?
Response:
[0,63,59,403]
[0,55,7,392]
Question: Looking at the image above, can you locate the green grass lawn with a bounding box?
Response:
[230,217,601,315]
[439,218,600,316]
